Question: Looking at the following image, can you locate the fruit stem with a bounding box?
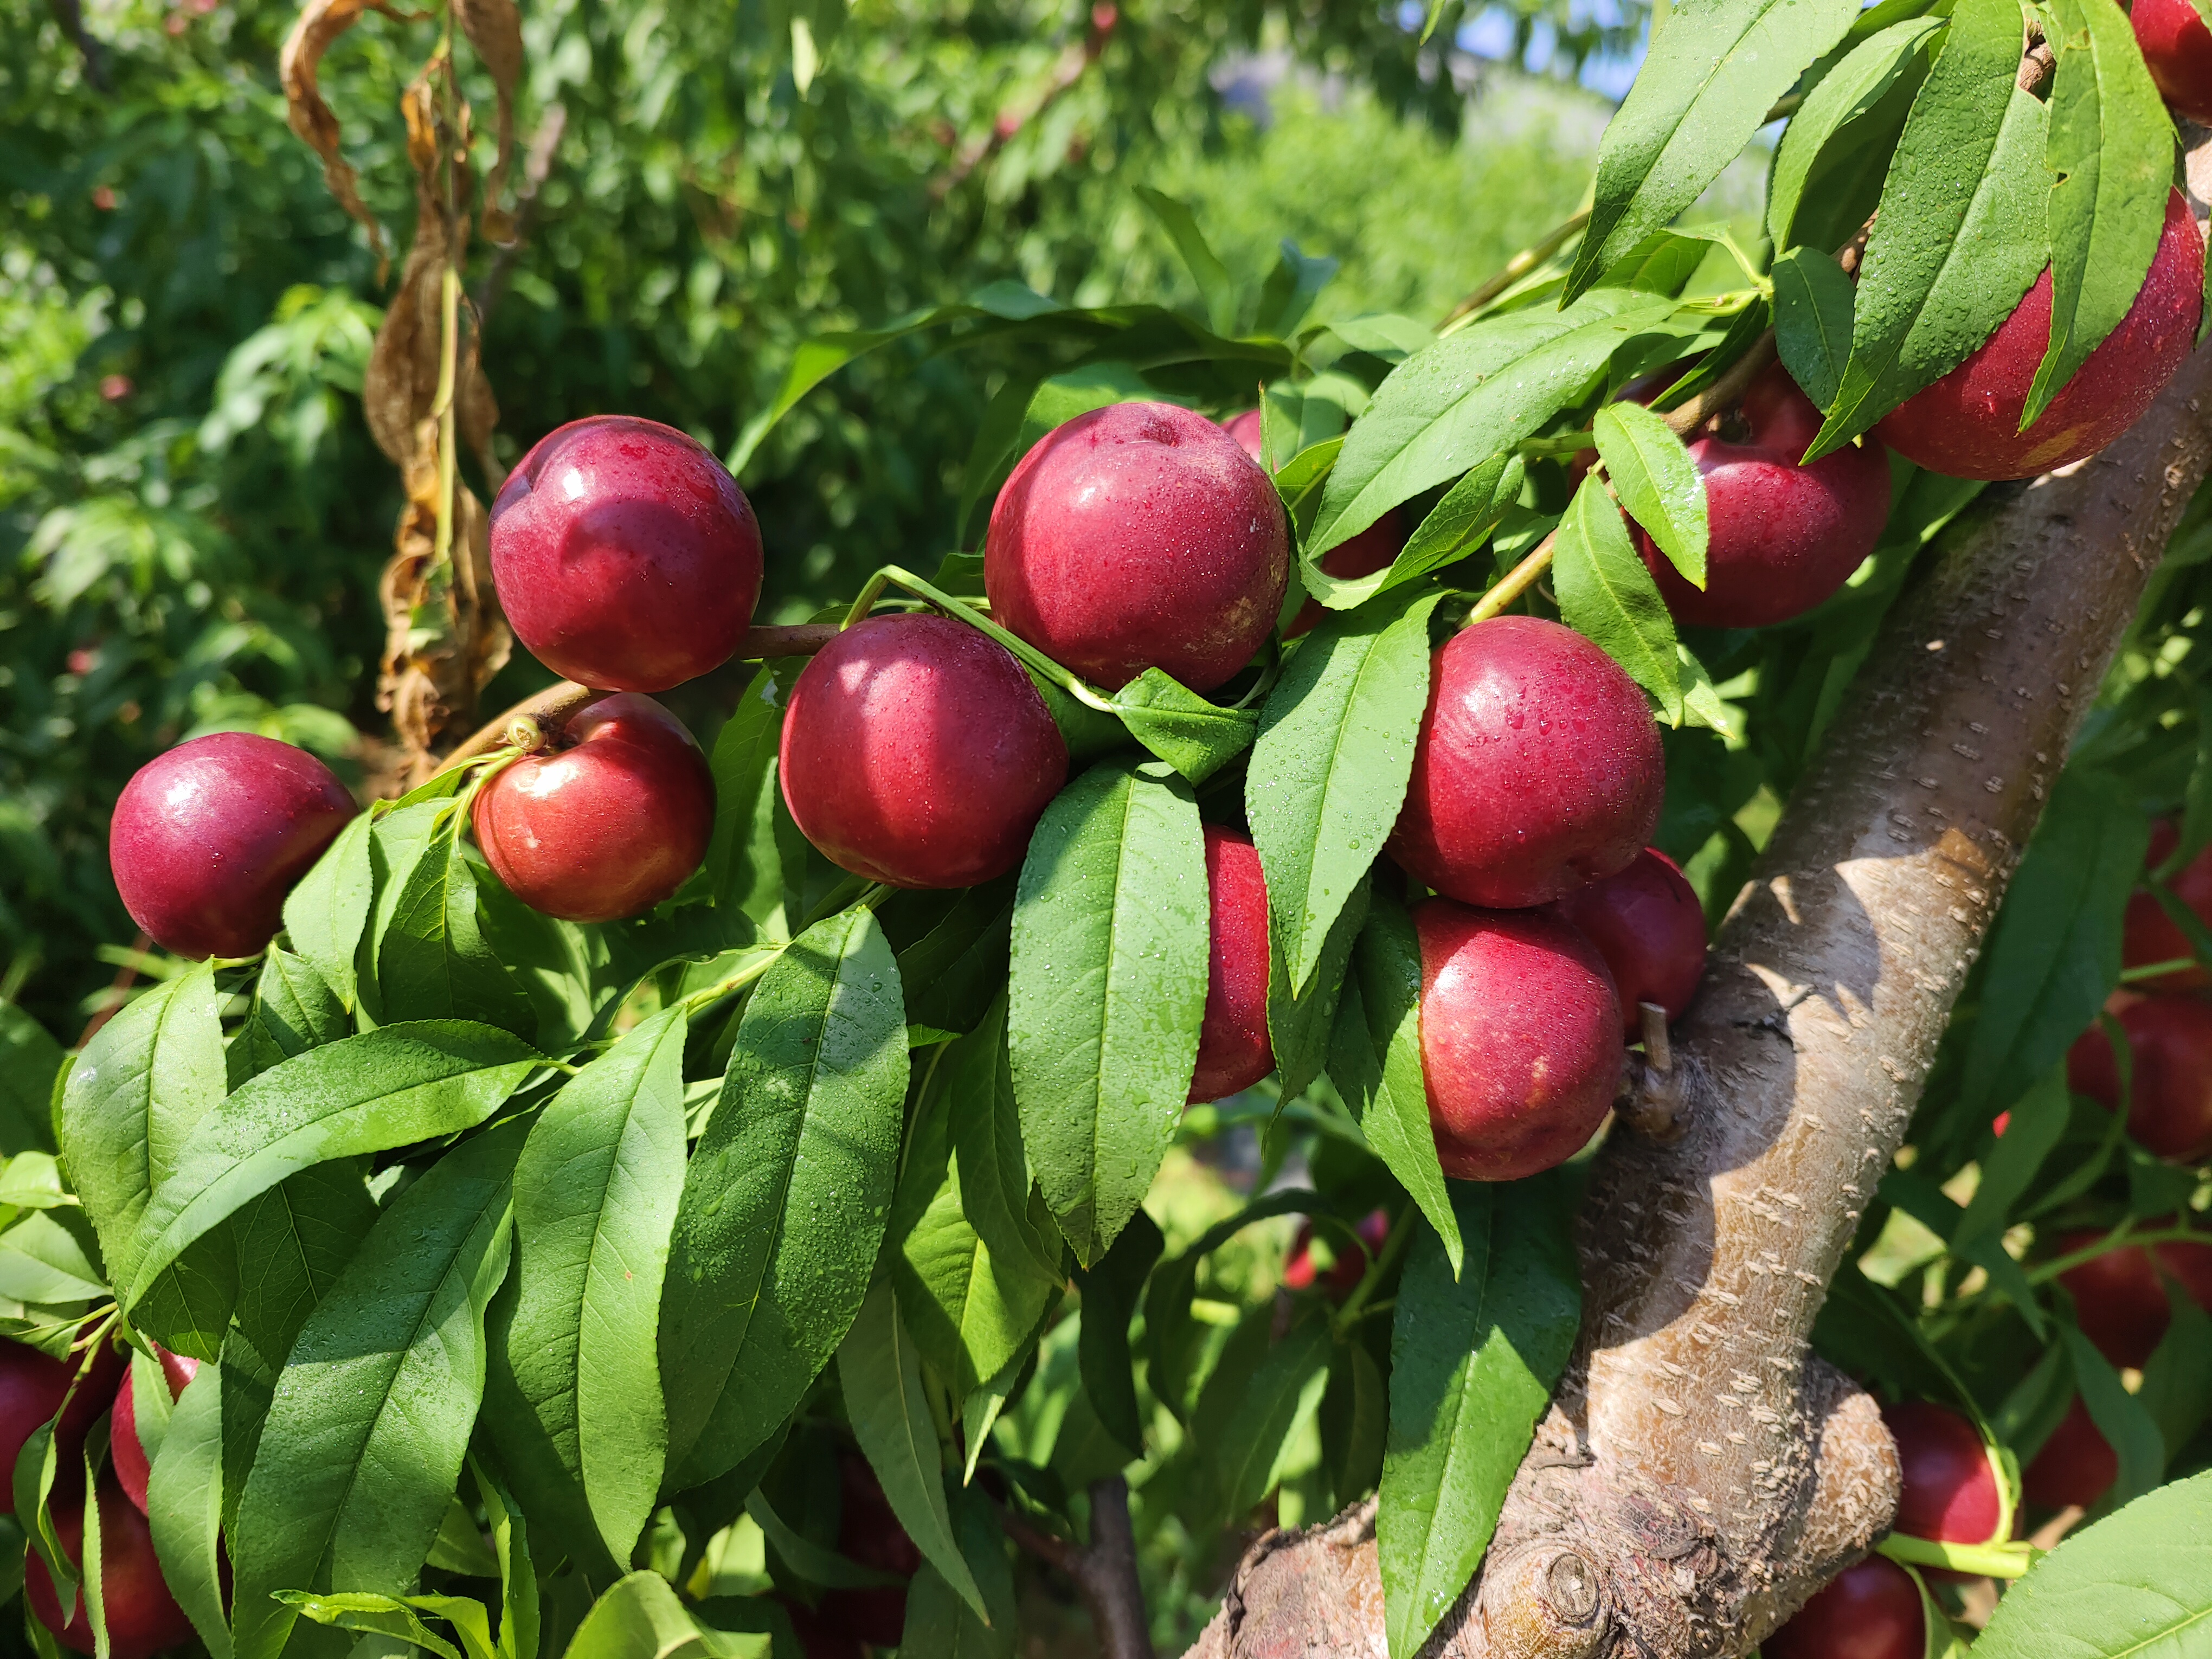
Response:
[1875,1534,2037,1580]
[678,949,782,1015]
[2022,1222,2211,1286]
[2119,955,2196,982]
[1462,532,1558,629]
[1639,1002,1673,1072]
[1661,327,1778,439]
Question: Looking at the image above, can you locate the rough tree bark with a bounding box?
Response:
[1189,152,2212,1659]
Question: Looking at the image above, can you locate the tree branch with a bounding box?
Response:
[1006,1477,1155,1659]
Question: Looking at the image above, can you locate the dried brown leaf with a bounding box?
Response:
[453,0,523,242]
[279,0,390,280]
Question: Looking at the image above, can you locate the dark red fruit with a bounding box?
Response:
[2065,995,2212,1162]
[2133,0,2212,125]
[1875,190,2204,480]
[488,415,764,693]
[2122,820,2212,989]
[109,734,356,961]
[0,1338,124,1517]
[1283,1207,1390,1297]
[1637,363,1891,629]
[1763,1557,1924,1659]
[1390,616,1664,909]
[1554,847,1707,1036]
[777,1598,864,1659]
[2053,1225,2212,1369]
[986,401,1289,692]
[1220,409,1403,638]
[1189,826,1274,1103]
[779,614,1068,890]
[111,1348,200,1514]
[471,693,714,924]
[1413,899,1623,1182]
[817,1451,921,1648]
[2023,1397,2117,1511]
[25,1472,196,1658]
[1882,1401,2001,1545]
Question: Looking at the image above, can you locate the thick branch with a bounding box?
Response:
[1007,1477,1155,1659]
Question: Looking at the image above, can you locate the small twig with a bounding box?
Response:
[2018,38,2056,94]
[1443,207,1592,327]
[1661,328,1778,438]
[1639,1002,1673,1072]
[1006,1479,1154,1659]
[1462,532,1558,629]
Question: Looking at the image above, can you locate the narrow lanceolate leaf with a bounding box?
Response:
[0,1003,63,1156]
[234,949,350,1083]
[145,1362,229,1659]
[1268,876,1369,1107]
[2066,1331,2167,1506]
[705,665,790,937]
[1552,472,1681,722]
[1564,0,1862,299]
[377,835,536,1038]
[1110,671,1258,786]
[1593,401,1706,588]
[1767,17,1946,251]
[1772,246,1858,411]
[282,811,373,1009]
[507,1006,689,1564]
[660,909,908,1488]
[2023,0,2173,430]
[124,1022,540,1313]
[1310,288,1682,557]
[1806,0,2053,459]
[230,1122,522,1659]
[1303,454,1523,614]
[1379,1181,1580,1659]
[1008,761,1208,1267]
[1970,1468,2212,1658]
[942,995,1054,1279]
[840,1277,988,1621]
[898,1491,1017,1659]
[1250,590,1442,995]
[1203,1310,1334,1525]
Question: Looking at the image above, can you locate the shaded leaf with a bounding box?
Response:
[1767,17,1946,251]
[1593,400,1706,588]
[1552,471,1681,722]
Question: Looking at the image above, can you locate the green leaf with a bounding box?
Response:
[1072,1211,1162,1458]
[1009,761,1208,1267]
[1200,1309,1334,1525]
[1137,188,1238,338]
[1806,0,2054,459]
[1321,1341,1388,1504]
[0,1004,62,1156]
[745,1488,904,1590]
[1552,471,1681,722]
[230,1121,522,1659]
[2139,1282,2212,1462]
[234,948,350,1084]
[660,908,908,1487]
[562,1572,774,1659]
[1968,1468,2212,1659]
[1268,876,1370,1107]
[1954,1068,2070,1248]
[123,1021,540,1314]
[1379,1180,1580,1659]
[894,880,1014,1038]
[468,1455,537,1659]
[1593,400,1707,588]
[2064,1329,2166,1505]
[941,994,1054,1279]
[1958,772,2148,1122]
[704,666,790,939]
[145,1362,230,1659]
[839,1276,989,1621]
[278,1593,483,1659]
[1565,0,1862,299]
[0,1213,105,1306]
[1110,671,1258,786]
[1772,246,1858,412]
[282,812,374,1009]
[1303,454,1523,614]
[2023,0,2174,429]
[1253,240,1339,342]
[1311,288,1682,557]
[1767,16,1946,251]
[1249,588,1442,994]
[377,831,537,1038]
[507,1006,690,1564]
[898,1490,1017,1659]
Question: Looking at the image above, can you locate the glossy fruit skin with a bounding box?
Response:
[2053,1225,2212,1369]
[986,401,1289,692]
[111,1348,199,1514]
[2065,994,2212,1162]
[1283,1207,1391,1298]
[1390,616,1665,909]
[1763,1557,1925,1659]
[2122,820,2212,988]
[489,415,763,693]
[2133,0,2212,125]
[25,1473,196,1658]
[1882,1401,2001,1544]
[817,1451,922,1647]
[779,614,1069,890]
[1220,409,1404,636]
[109,734,357,960]
[1875,190,2204,480]
[0,1338,124,1518]
[1554,847,1707,1036]
[1637,364,1891,629]
[1414,899,1623,1182]
[2023,1397,2117,1510]
[472,693,714,924]
[1189,826,1274,1103]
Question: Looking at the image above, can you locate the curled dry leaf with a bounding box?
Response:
[279,0,390,280]
[453,0,523,242]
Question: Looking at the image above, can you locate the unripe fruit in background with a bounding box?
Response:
[2052,1226,2212,1369]
[1220,410,1405,638]
[1188,826,1273,1103]
[1882,1400,2001,1545]
[111,1347,199,1514]
[1414,899,1623,1182]
[2065,995,2212,1162]
[109,733,356,960]
[1554,847,1707,1036]
[2121,820,2212,989]
[1875,190,2204,480]
[472,693,714,924]
[2023,1397,2117,1511]
[489,415,764,693]
[1762,1556,1924,1659]
[25,1472,196,1659]
[0,1338,123,1517]
[986,401,1288,691]
[1390,616,1664,909]
[2132,0,2212,125]
[779,614,1069,890]
[1638,363,1891,629]
[1283,1207,1391,1298]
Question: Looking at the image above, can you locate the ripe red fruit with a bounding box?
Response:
[2065,995,2212,1162]
[777,1598,864,1659]
[2132,0,2212,125]
[1283,1207,1391,1297]
[1763,1557,1924,1659]
[1188,827,1274,1103]
[25,1473,196,1658]
[1554,847,1707,1036]
[986,401,1289,692]
[779,614,1069,890]
[2052,1225,2212,1369]
[1413,899,1623,1181]
[1390,616,1664,909]
[471,693,714,924]
[1882,1401,2001,1545]
[2023,1397,2117,1511]
[488,415,764,693]
[2121,820,2212,989]
[109,734,356,960]
[1874,190,2204,480]
[817,1451,921,1647]
[1637,363,1891,629]
[110,1348,200,1514]
[1220,410,1403,638]
[0,1338,122,1517]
